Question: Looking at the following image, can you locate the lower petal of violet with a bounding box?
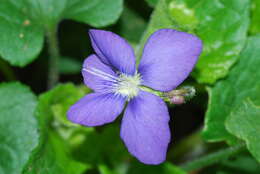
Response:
[67,92,125,126]
[120,91,171,165]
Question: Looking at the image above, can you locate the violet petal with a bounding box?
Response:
[120,91,171,164]
[82,54,118,92]
[89,29,136,75]
[138,29,202,91]
[67,93,125,126]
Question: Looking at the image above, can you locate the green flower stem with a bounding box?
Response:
[46,25,60,89]
[140,86,195,103]
[181,143,246,172]
[0,58,16,81]
[139,86,164,96]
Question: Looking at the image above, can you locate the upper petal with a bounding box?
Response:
[89,29,136,75]
[82,54,118,93]
[120,91,171,164]
[67,93,125,126]
[138,29,202,91]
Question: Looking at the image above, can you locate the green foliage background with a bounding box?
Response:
[0,0,260,174]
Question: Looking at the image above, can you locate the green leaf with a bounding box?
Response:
[202,153,260,174]
[167,1,198,30]
[51,84,91,126]
[24,131,89,174]
[23,83,90,174]
[118,7,147,43]
[137,0,250,84]
[59,57,82,75]
[193,0,250,83]
[163,163,187,174]
[0,1,44,66]
[219,154,260,174]
[98,164,124,174]
[0,82,39,174]
[202,36,260,143]
[72,124,128,166]
[65,0,123,27]
[25,0,68,28]
[226,101,260,163]
[0,0,123,66]
[38,83,87,127]
[250,0,260,34]
[136,0,177,60]
[72,122,187,174]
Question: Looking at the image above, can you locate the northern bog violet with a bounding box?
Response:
[68,29,202,164]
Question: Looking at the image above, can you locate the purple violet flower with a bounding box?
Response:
[68,29,202,164]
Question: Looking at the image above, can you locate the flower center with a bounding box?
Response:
[83,67,141,99]
[114,73,141,100]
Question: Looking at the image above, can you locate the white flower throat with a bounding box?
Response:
[115,73,141,99]
[84,67,141,99]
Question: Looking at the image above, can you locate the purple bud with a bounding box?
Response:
[170,96,185,105]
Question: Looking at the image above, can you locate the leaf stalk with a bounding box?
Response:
[181,143,246,172]
[46,25,60,89]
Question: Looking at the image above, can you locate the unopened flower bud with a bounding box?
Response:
[170,96,185,105]
[164,86,196,104]
[182,86,196,99]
